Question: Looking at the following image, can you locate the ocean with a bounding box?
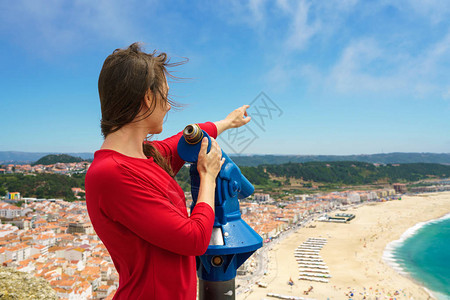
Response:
[383,213,450,300]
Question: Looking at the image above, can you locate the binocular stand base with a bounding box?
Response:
[199,278,235,300]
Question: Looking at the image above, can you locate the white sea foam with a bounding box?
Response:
[424,286,450,300]
[382,213,450,299]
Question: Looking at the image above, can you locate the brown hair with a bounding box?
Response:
[98,42,184,176]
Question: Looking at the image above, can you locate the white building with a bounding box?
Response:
[17,260,36,274]
[30,245,49,257]
[253,193,271,202]
[64,247,88,263]
[0,223,19,237]
[0,248,6,264]
[96,284,115,299]
[0,202,22,219]
[33,232,56,247]
[4,243,31,262]
[294,194,308,201]
[347,192,361,204]
[101,265,113,281]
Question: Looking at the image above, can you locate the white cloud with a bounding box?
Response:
[417,32,450,77]
[275,0,291,13]
[257,0,450,100]
[317,32,450,99]
[443,89,450,100]
[283,0,321,51]
[213,0,268,30]
[210,0,361,56]
[265,28,450,101]
[0,0,148,56]
[328,39,399,93]
[389,0,450,24]
[248,0,267,24]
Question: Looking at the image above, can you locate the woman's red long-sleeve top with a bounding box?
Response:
[85,122,217,300]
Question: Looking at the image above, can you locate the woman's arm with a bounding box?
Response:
[149,122,218,175]
[213,105,251,136]
[195,136,225,213]
[150,104,251,174]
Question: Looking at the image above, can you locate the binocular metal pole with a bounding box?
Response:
[199,278,235,300]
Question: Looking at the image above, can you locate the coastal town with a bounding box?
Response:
[1,161,450,299]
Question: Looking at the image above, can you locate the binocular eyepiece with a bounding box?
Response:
[183,124,204,144]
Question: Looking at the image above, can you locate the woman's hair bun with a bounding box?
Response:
[128,42,142,53]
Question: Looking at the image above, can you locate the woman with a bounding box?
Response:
[85,43,251,299]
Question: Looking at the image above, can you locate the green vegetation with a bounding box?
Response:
[0,173,86,201]
[33,154,84,166]
[249,161,449,185]
[175,166,191,192]
[239,166,270,185]
[175,161,449,193]
[229,153,450,167]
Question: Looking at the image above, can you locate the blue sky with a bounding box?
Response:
[1,0,449,155]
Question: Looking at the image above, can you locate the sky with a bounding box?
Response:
[0,0,449,156]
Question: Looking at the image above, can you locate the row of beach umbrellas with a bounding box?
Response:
[295,238,331,283]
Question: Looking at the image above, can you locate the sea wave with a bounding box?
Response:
[382,213,450,299]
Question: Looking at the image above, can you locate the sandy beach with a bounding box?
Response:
[239,192,450,300]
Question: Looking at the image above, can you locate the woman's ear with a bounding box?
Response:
[144,90,153,109]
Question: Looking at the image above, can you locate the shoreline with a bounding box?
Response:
[239,192,450,300]
[383,212,450,300]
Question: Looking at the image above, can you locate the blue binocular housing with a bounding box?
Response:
[177,124,263,282]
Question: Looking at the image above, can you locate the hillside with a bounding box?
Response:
[260,161,450,184]
[176,161,450,192]
[229,152,450,166]
[0,173,85,200]
[0,151,93,164]
[32,154,85,166]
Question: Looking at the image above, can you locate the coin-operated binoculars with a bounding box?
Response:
[177,124,263,300]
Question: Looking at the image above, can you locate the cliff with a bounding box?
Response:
[0,267,57,299]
